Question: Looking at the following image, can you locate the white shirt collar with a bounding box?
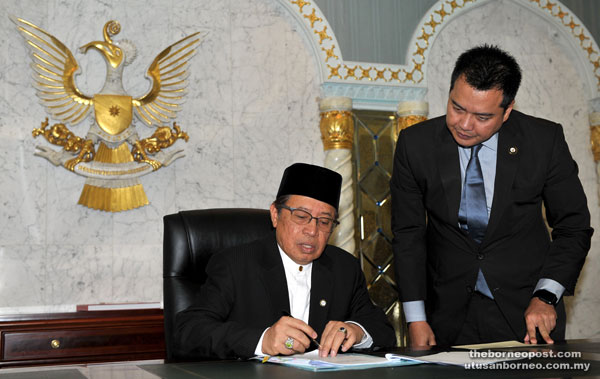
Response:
[277,244,312,273]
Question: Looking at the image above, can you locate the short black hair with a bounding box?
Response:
[272,195,291,215]
[450,44,522,110]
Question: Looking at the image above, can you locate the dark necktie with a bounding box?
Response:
[458,144,493,298]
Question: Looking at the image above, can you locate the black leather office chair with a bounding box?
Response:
[162,208,273,361]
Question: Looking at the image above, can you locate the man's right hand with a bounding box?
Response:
[262,315,318,356]
[408,321,436,347]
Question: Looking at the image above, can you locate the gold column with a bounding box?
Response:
[590,112,600,205]
[590,112,600,162]
[395,101,429,140]
[319,97,356,256]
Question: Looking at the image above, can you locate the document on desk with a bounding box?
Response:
[452,340,545,349]
[256,348,524,371]
[254,350,422,371]
[385,351,522,366]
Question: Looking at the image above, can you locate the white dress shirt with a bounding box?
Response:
[254,244,373,355]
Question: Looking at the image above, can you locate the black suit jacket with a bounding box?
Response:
[391,110,592,345]
[174,233,396,359]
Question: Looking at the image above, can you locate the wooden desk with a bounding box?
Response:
[1,339,597,378]
[0,309,165,368]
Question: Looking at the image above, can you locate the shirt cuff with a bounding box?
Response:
[345,321,373,348]
[403,300,427,323]
[534,278,565,301]
[254,328,270,356]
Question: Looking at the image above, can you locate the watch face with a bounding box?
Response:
[534,290,557,305]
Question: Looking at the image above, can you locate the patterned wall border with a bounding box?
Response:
[277,0,600,107]
[277,0,478,87]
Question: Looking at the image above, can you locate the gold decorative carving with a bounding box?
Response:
[322,45,338,62]
[95,142,134,164]
[76,165,149,177]
[13,17,204,212]
[80,21,124,69]
[395,101,429,140]
[590,113,600,162]
[344,65,357,80]
[375,68,386,81]
[590,125,600,162]
[358,66,372,81]
[389,69,402,82]
[78,183,148,212]
[32,118,95,171]
[304,8,322,28]
[319,110,354,150]
[132,123,189,170]
[314,26,332,44]
[94,94,133,135]
[291,0,310,13]
[327,64,342,79]
[435,6,449,19]
[396,115,427,137]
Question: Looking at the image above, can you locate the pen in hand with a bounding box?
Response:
[281,310,321,348]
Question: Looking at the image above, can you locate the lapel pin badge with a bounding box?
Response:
[509,146,518,155]
[319,299,327,307]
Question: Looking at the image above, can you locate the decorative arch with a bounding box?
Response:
[276,0,600,107]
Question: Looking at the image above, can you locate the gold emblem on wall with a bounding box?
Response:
[12,17,206,212]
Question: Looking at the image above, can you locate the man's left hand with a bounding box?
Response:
[318,321,364,357]
[524,297,557,344]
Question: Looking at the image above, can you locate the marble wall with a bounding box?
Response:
[0,0,324,313]
[426,0,600,338]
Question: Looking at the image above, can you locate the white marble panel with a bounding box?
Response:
[427,0,600,339]
[0,245,46,308]
[172,4,234,128]
[142,161,179,218]
[284,25,321,119]
[45,244,113,305]
[175,123,235,211]
[0,137,46,245]
[112,244,162,303]
[230,10,289,115]
[232,0,281,16]
[113,175,172,247]
[284,25,324,166]
[232,110,292,209]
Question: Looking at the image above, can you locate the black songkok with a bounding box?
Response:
[276,163,342,210]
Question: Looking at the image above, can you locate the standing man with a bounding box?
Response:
[176,163,396,359]
[391,45,592,347]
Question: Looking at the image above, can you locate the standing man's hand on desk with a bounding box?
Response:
[262,315,317,355]
[524,298,557,345]
[408,321,437,347]
[318,321,364,357]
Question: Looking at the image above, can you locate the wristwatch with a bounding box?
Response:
[533,289,558,306]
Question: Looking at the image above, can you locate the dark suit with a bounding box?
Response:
[174,233,396,359]
[391,110,592,345]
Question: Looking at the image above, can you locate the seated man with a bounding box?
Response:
[175,163,396,359]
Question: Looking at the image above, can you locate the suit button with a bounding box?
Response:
[477,254,484,260]
[466,286,473,293]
